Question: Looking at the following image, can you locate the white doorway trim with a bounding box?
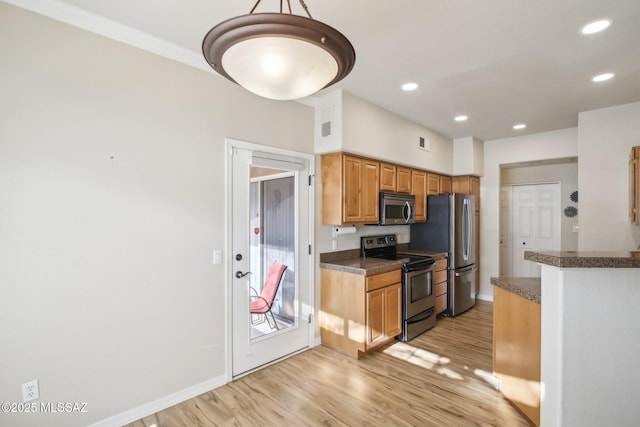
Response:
[224,138,315,382]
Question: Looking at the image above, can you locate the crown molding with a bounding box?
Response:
[3,0,212,73]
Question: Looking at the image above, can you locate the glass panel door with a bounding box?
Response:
[231,145,311,377]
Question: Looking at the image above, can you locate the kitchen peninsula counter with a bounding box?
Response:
[524,250,640,426]
[490,276,541,304]
[524,250,640,268]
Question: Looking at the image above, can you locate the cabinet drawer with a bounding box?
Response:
[435,294,447,314]
[435,281,446,297]
[434,269,447,285]
[435,258,447,271]
[366,270,401,292]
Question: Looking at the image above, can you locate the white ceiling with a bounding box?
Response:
[9,0,640,141]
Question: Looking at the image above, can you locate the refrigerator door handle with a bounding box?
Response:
[454,265,476,276]
[462,199,471,260]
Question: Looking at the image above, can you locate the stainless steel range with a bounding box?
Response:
[361,234,437,342]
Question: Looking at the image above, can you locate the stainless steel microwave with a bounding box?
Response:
[379,192,416,225]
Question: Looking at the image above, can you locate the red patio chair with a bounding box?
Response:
[250,261,287,330]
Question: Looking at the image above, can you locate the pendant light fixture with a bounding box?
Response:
[202,0,355,100]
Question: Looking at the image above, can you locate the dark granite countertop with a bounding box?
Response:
[319,256,405,276]
[490,277,541,304]
[524,250,640,268]
[319,247,447,276]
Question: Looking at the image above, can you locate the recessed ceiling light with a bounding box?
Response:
[513,123,527,130]
[401,82,418,91]
[580,19,613,35]
[454,115,468,122]
[592,72,615,82]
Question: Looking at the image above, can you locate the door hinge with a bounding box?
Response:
[308,174,314,186]
[308,313,313,324]
[308,244,312,255]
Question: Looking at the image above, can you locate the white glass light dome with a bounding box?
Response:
[203,13,355,101]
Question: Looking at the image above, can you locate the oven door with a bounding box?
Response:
[403,264,436,319]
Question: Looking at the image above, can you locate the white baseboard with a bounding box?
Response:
[477,292,493,302]
[88,375,227,427]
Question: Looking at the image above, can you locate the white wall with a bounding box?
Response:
[481,128,578,300]
[0,4,313,427]
[577,102,640,250]
[314,90,454,174]
[541,266,640,426]
[453,136,484,176]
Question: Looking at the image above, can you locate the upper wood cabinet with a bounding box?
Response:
[427,173,441,195]
[631,146,639,224]
[411,169,427,222]
[380,162,397,192]
[452,176,480,211]
[440,175,452,194]
[379,162,411,193]
[396,166,412,193]
[322,152,379,224]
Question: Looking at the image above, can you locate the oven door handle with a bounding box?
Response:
[406,307,436,324]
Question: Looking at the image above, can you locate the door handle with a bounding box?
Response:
[455,266,476,276]
[235,271,252,279]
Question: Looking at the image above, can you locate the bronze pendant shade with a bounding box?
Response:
[202,5,355,100]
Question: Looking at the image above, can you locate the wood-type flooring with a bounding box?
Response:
[126,300,529,426]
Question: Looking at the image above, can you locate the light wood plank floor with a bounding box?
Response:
[126,300,529,426]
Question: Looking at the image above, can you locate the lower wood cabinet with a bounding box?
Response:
[434,258,448,314]
[493,286,541,426]
[321,268,401,358]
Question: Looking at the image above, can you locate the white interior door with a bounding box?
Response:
[512,183,561,277]
[230,143,312,377]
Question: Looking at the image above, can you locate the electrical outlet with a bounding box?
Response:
[22,379,39,402]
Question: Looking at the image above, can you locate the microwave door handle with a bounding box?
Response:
[404,201,412,222]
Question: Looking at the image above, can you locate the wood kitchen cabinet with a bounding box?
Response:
[427,173,441,195]
[321,269,402,358]
[452,175,481,293]
[380,162,397,192]
[439,175,452,193]
[631,146,640,224]
[380,163,411,193]
[493,285,541,426]
[396,166,412,193]
[434,258,448,314]
[452,175,480,210]
[322,152,379,224]
[411,169,427,222]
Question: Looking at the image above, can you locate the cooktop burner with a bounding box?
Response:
[361,234,435,270]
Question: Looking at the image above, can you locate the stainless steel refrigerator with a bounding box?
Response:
[410,193,476,316]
